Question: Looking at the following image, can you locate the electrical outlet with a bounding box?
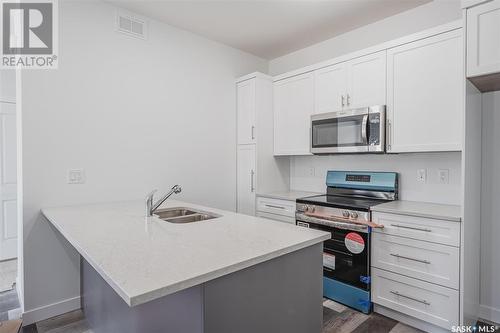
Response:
[416,169,427,183]
[67,169,85,184]
[438,169,449,184]
[308,167,315,177]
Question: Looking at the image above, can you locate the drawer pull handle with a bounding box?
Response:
[390,290,430,305]
[390,224,432,232]
[390,253,431,264]
[265,204,285,210]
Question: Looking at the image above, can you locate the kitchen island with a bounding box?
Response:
[42,200,329,333]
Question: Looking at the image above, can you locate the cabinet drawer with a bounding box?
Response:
[256,197,296,218]
[256,211,295,224]
[372,212,460,247]
[372,268,459,329]
[372,233,459,289]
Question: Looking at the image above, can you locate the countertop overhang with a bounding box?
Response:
[42,200,329,307]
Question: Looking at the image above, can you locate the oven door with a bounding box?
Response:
[297,219,370,291]
[311,108,369,154]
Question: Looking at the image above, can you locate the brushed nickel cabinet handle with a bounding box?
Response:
[390,224,432,232]
[346,93,350,106]
[390,291,430,305]
[251,125,255,140]
[265,204,285,210]
[341,95,345,107]
[390,253,431,264]
[250,170,255,192]
[387,119,392,151]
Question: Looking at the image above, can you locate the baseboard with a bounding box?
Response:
[479,304,500,325]
[22,296,81,326]
[374,304,450,333]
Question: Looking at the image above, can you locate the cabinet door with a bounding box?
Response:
[274,73,314,155]
[237,145,256,216]
[347,51,386,109]
[237,79,256,144]
[0,70,16,103]
[467,0,500,77]
[314,63,348,114]
[387,30,463,153]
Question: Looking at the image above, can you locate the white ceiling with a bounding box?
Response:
[110,0,431,59]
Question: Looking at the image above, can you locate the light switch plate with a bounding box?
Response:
[67,169,85,184]
[438,169,449,184]
[417,169,427,183]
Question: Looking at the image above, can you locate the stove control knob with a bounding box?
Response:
[309,206,315,213]
[342,210,350,218]
[350,211,359,219]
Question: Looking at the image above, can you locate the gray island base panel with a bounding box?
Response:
[82,243,323,333]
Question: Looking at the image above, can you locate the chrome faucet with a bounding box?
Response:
[146,185,182,217]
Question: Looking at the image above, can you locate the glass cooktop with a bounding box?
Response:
[296,194,390,211]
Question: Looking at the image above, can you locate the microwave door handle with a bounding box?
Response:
[361,114,369,143]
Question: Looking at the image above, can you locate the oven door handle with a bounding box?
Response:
[361,114,369,144]
[304,212,384,229]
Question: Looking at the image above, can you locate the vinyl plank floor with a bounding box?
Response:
[36,310,92,333]
[0,260,17,293]
[23,298,458,333]
[0,289,20,322]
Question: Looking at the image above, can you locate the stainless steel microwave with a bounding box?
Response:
[311,105,386,154]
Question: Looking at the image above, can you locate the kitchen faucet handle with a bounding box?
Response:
[146,189,158,201]
[172,185,182,194]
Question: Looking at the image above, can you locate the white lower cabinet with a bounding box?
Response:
[372,212,460,247]
[256,211,295,224]
[372,268,459,329]
[256,196,296,224]
[237,145,256,216]
[371,212,461,330]
[372,233,459,289]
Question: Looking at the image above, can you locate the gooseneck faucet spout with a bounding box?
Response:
[146,185,182,217]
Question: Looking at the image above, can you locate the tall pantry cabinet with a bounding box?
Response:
[236,73,289,216]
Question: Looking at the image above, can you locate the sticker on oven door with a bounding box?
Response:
[345,232,365,254]
[323,253,335,270]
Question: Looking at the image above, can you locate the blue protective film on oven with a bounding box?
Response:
[323,276,372,314]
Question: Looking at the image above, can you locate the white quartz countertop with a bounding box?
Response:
[42,200,329,307]
[256,190,322,201]
[371,200,462,222]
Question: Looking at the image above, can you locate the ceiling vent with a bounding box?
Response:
[116,10,147,40]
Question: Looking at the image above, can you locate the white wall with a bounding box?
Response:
[269,0,461,75]
[21,1,267,323]
[291,153,462,205]
[480,91,500,323]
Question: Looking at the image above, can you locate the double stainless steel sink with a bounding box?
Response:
[154,207,220,223]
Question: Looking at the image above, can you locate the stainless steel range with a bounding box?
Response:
[296,170,398,314]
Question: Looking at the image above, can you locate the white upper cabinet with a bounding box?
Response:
[347,51,386,109]
[273,73,314,156]
[314,63,348,114]
[237,79,256,144]
[467,0,500,78]
[386,29,463,153]
[313,51,386,114]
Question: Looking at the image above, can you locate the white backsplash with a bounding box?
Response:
[290,152,462,205]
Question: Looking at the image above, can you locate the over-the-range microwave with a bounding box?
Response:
[311,105,386,154]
